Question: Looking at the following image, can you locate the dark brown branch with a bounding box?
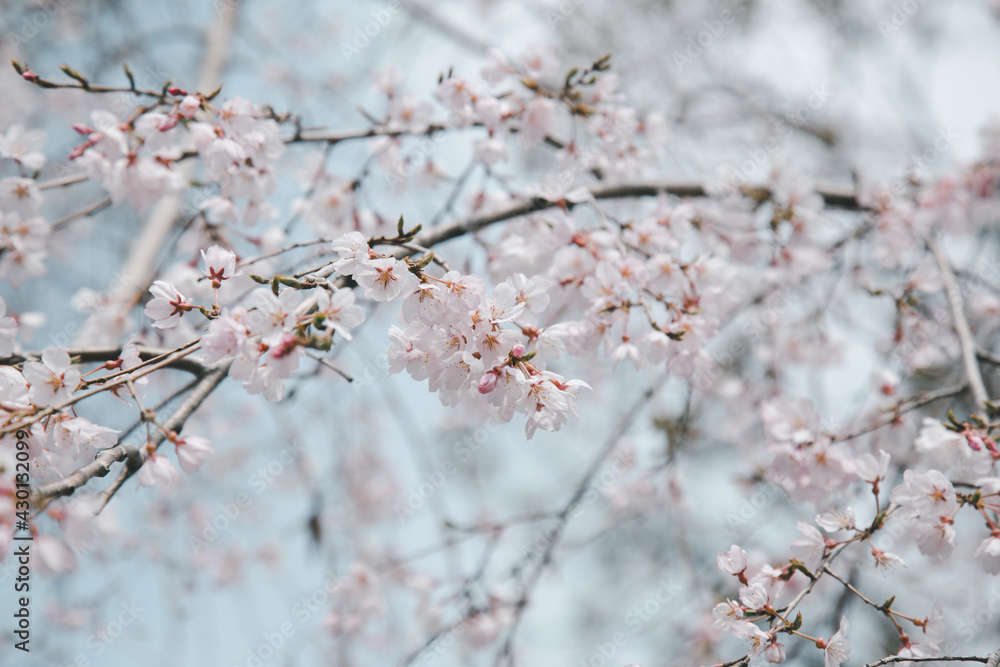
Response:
[414,179,862,252]
[2,345,208,377]
[861,656,989,667]
[30,361,230,509]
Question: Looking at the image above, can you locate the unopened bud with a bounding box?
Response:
[158,114,179,132]
[22,70,38,82]
[72,123,94,135]
[511,343,526,357]
[478,371,499,394]
[167,86,186,96]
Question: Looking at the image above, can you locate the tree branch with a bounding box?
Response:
[414,179,861,251]
[30,361,231,509]
[1,342,203,437]
[861,656,989,667]
[2,344,208,376]
[928,237,990,413]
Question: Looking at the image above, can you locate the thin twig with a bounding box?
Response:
[94,361,231,512]
[830,383,968,443]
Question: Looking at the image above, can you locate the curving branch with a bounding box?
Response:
[414,179,862,251]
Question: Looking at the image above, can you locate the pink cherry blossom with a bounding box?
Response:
[175,435,214,474]
[765,642,786,664]
[201,245,241,287]
[354,257,419,302]
[315,288,365,341]
[178,95,200,118]
[822,616,851,667]
[144,280,194,329]
[136,450,180,488]
[815,508,856,533]
[711,600,743,630]
[22,347,81,407]
[790,521,826,572]
[0,124,46,171]
[730,620,771,659]
[717,544,748,576]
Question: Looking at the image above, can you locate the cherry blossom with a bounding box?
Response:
[35,534,76,576]
[353,257,419,302]
[22,347,81,407]
[822,617,851,667]
[764,642,786,664]
[144,280,195,329]
[717,544,748,576]
[174,434,214,474]
[890,469,957,519]
[314,288,365,341]
[815,508,856,533]
[790,521,826,572]
[856,450,891,486]
[711,599,744,630]
[201,245,241,288]
[52,417,118,461]
[136,450,180,488]
[0,124,46,171]
[730,620,771,659]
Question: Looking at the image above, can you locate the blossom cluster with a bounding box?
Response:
[329,231,590,438]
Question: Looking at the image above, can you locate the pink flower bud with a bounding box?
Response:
[478,371,498,394]
[158,113,179,132]
[72,123,94,135]
[22,70,38,82]
[511,344,526,357]
[167,86,186,96]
